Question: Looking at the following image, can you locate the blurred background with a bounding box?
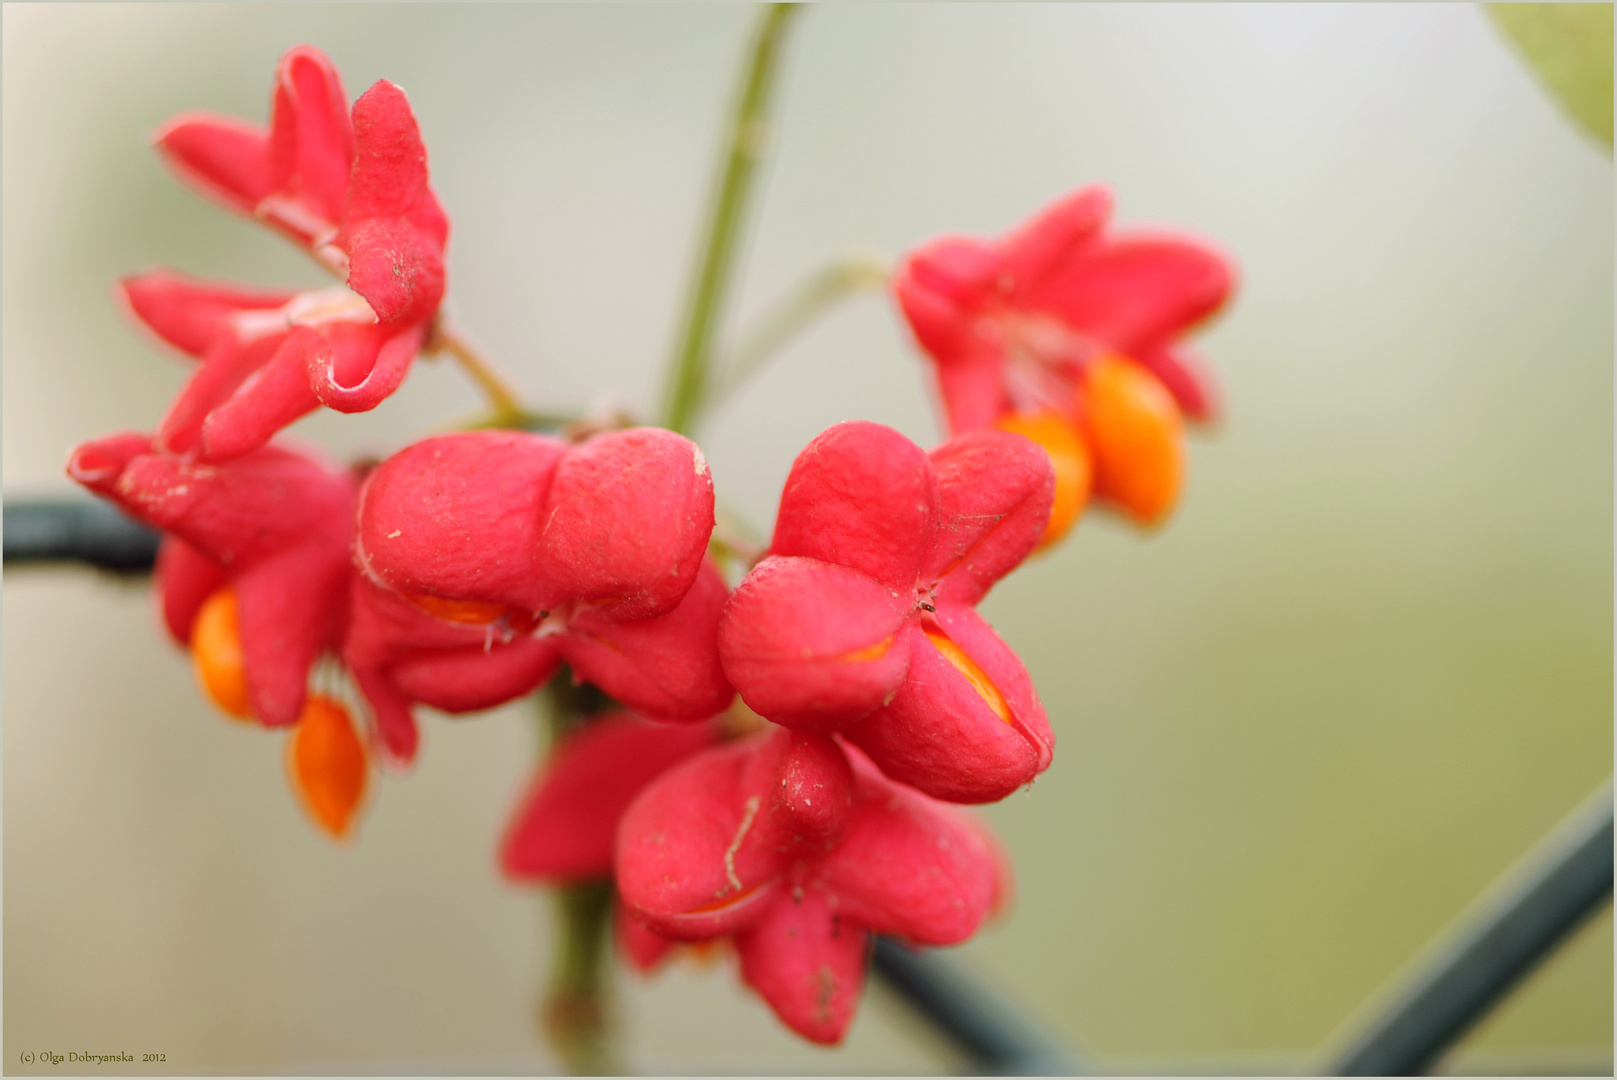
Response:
[4,4,1610,1074]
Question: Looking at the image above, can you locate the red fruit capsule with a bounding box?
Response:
[893,184,1233,538]
[720,421,1056,803]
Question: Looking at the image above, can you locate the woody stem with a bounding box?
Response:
[659,3,800,437]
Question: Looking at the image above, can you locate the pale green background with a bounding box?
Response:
[4,4,1611,1074]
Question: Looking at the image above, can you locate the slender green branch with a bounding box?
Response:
[543,879,618,1075]
[659,3,800,437]
[707,253,890,414]
[534,673,622,1075]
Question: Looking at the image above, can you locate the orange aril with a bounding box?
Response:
[405,591,509,625]
[287,695,368,839]
[687,883,770,915]
[922,624,1012,724]
[191,588,253,720]
[841,636,894,663]
[686,939,724,968]
[993,410,1091,550]
[1082,356,1184,526]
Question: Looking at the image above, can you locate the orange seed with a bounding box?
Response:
[287,695,368,840]
[191,588,253,720]
[406,592,511,625]
[1082,356,1184,526]
[993,410,1092,549]
[841,636,894,663]
[922,624,1012,724]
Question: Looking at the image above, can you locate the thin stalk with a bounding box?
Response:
[708,500,768,576]
[543,879,619,1076]
[708,520,764,574]
[659,3,800,437]
[427,322,525,424]
[452,407,581,434]
[305,243,531,425]
[707,252,890,415]
[535,674,622,1074]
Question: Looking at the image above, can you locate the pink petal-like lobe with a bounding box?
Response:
[736,888,868,1045]
[720,556,910,732]
[501,713,720,882]
[535,429,716,622]
[615,730,1005,1044]
[844,608,1052,804]
[770,422,935,589]
[924,428,1054,605]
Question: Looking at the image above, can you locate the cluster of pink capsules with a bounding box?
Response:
[68,45,1232,1044]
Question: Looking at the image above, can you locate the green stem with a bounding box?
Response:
[454,407,581,433]
[535,673,622,1074]
[659,3,800,437]
[543,879,619,1076]
[426,322,525,422]
[544,669,617,736]
[707,253,890,415]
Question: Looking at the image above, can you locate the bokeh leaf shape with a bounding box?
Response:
[1489,3,1614,148]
